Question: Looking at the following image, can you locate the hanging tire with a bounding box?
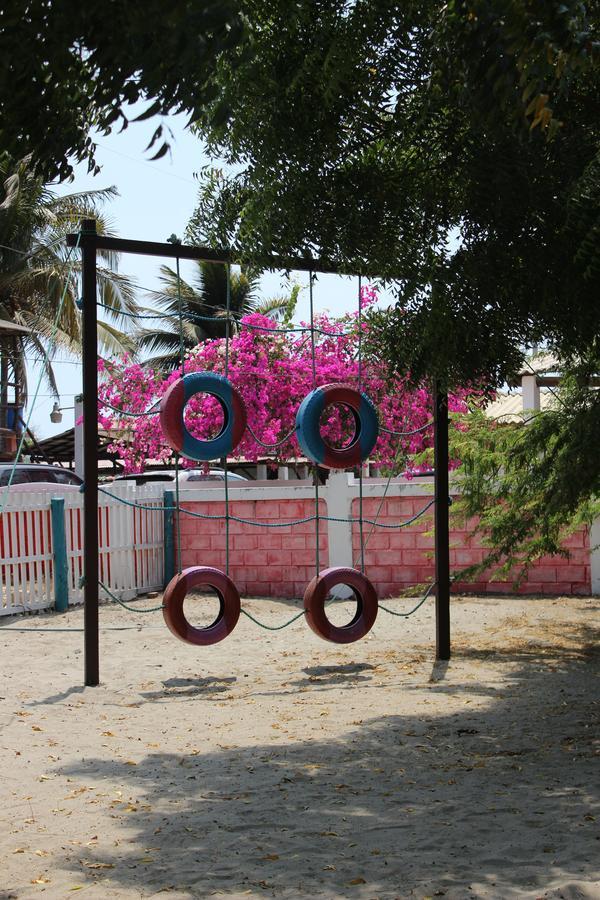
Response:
[160,372,247,461]
[163,566,241,646]
[295,383,378,469]
[303,566,378,643]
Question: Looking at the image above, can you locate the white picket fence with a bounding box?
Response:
[0,483,164,616]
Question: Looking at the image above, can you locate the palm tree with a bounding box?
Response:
[137,259,298,371]
[0,153,138,407]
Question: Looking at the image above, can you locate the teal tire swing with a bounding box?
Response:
[160,371,247,461]
[295,382,379,469]
[160,369,247,644]
[295,381,380,642]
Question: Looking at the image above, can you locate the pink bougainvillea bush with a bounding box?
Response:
[98,288,473,473]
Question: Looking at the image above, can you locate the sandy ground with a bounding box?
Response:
[0,592,598,900]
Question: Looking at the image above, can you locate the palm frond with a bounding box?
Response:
[97,319,138,357]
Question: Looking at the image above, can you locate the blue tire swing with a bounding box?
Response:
[160,371,247,461]
[296,382,380,643]
[160,371,246,645]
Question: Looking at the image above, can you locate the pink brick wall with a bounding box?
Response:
[176,493,591,599]
[177,498,327,598]
[351,496,591,597]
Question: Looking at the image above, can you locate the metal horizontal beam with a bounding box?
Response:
[66,231,373,277]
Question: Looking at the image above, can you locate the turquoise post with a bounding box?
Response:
[164,489,175,587]
[50,497,69,612]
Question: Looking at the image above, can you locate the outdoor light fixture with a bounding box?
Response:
[50,402,75,424]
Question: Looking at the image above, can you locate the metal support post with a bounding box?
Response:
[434,386,451,660]
[81,219,99,686]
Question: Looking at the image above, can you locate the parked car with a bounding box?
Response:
[179,468,248,484]
[113,468,248,486]
[0,463,83,488]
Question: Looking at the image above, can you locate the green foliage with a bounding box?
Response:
[449,361,600,580]
[136,261,260,371]
[0,1,245,180]
[188,1,600,389]
[186,2,600,569]
[137,261,298,371]
[0,154,137,398]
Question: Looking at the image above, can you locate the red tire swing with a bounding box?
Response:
[304,567,378,644]
[296,383,380,644]
[163,567,240,646]
[160,372,246,645]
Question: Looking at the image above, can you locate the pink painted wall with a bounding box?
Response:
[177,494,591,598]
[350,496,591,597]
[178,498,328,598]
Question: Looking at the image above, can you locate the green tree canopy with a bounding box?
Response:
[0,1,245,180]
[188,0,599,389]
[186,0,600,570]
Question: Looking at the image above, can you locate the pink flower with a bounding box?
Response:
[97,283,478,472]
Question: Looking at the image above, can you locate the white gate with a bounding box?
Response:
[0,483,165,616]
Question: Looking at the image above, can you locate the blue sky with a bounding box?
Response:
[29,112,385,439]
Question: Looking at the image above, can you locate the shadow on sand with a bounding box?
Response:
[47,621,600,898]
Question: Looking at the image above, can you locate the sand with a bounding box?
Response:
[0,592,598,900]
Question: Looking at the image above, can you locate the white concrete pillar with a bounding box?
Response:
[522,374,540,415]
[256,463,268,480]
[325,470,354,596]
[278,466,290,480]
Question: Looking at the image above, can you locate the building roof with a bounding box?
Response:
[29,427,116,465]
[513,352,561,378]
[484,390,559,423]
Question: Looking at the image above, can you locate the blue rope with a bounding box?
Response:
[380,420,434,437]
[101,401,158,417]
[245,422,298,449]
[96,299,351,337]
[97,485,434,529]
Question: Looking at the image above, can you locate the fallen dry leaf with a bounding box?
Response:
[80,861,115,870]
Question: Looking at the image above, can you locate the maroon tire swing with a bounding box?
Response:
[303,566,378,643]
[163,566,240,646]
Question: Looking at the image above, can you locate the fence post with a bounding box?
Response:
[164,489,175,587]
[50,497,69,612]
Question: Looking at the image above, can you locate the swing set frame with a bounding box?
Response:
[67,218,451,687]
